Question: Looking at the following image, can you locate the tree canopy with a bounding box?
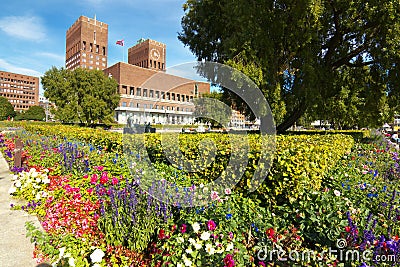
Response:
[179,0,400,131]
[42,67,120,125]
[0,96,15,120]
[16,106,45,121]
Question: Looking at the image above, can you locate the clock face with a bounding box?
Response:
[151,48,161,60]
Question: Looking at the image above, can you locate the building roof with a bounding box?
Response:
[105,62,208,91]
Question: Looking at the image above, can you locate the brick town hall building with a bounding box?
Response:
[66,15,210,125]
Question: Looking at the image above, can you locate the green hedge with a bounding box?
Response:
[5,122,355,202]
[286,130,370,141]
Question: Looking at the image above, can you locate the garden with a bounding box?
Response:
[0,122,399,267]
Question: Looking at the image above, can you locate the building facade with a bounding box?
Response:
[128,38,166,71]
[104,62,210,125]
[0,71,39,112]
[66,15,108,70]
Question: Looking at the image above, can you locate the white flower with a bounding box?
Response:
[177,263,183,267]
[11,175,18,181]
[92,264,101,267]
[205,243,215,255]
[8,186,16,194]
[68,257,75,266]
[188,238,196,245]
[185,247,193,254]
[36,192,42,200]
[35,177,41,183]
[42,177,50,184]
[226,242,234,251]
[200,231,210,241]
[177,237,184,243]
[15,180,21,188]
[90,248,105,263]
[183,257,192,267]
[192,222,200,233]
[194,242,202,250]
[333,190,341,197]
[58,247,66,258]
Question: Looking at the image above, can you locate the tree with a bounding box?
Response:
[41,67,120,125]
[18,106,46,121]
[179,0,400,132]
[193,92,231,127]
[0,96,15,120]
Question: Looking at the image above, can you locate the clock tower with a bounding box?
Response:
[128,38,166,71]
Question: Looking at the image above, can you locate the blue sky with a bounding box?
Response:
[0,0,197,94]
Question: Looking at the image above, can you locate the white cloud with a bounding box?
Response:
[0,59,42,77]
[35,52,65,63]
[0,16,46,42]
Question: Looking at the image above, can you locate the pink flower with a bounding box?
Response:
[87,188,93,194]
[83,174,88,179]
[224,188,232,195]
[228,232,234,239]
[90,174,98,184]
[94,166,104,171]
[100,172,109,184]
[180,224,187,233]
[223,254,235,267]
[259,261,266,267]
[210,191,219,201]
[207,220,217,231]
[112,177,118,185]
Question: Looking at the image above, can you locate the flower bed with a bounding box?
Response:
[0,126,399,266]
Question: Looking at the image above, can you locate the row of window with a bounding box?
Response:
[82,53,106,61]
[0,89,36,95]
[13,104,31,109]
[67,41,106,59]
[0,84,36,90]
[0,77,36,84]
[0,92,36,100]
[82,41,106,55]
[6,98,35,104]
[120,102,192,112]
[134,60,164,70]
[121,86,193,102]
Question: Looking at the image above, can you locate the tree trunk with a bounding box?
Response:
[276,103,307,134]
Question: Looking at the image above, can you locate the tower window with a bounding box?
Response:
[94,31,96,41]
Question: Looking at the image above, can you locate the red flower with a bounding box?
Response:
[345,226,351,233]
[266,228,275,239]
[112,177,118,185]
[158,229,166,239]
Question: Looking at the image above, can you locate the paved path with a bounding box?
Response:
[0,151,40,267]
